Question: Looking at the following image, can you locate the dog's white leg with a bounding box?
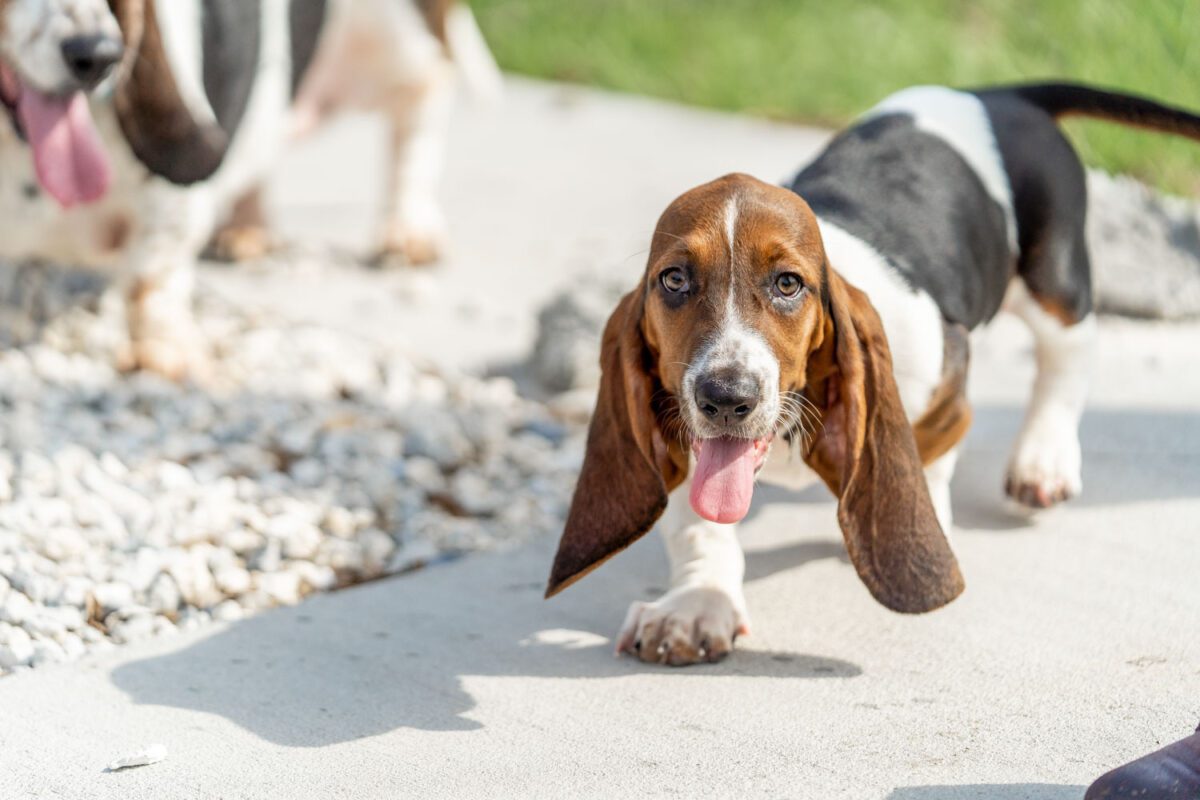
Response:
[121,183,218,379]
[924,446,958,533]
[376,63,455,266]
[615,480,749,666]
[1003,281,1095,509]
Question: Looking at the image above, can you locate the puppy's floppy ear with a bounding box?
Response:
[108,0,229,184]
[803,270,964,613]
[546,289,682,598]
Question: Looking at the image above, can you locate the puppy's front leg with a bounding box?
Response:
[616,481,749,666]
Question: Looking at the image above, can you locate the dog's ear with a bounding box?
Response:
[545,289,682,598]
[803,270,964,613]
[108,0,229,184]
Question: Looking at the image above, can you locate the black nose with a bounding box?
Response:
[695,373,760,424]
[61,35,124,90]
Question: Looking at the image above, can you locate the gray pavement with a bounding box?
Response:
[1,78,1199,799]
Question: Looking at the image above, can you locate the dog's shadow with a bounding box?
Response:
[107,399,1200,745]
[110,531,860,745]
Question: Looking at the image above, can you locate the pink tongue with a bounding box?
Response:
[690,437,758,524]
[17,88,111,208]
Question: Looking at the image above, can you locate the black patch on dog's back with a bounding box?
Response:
[289,0,329,97]
[788,115,1013,329]
[201,0,261,137]
[975,90,1093,322]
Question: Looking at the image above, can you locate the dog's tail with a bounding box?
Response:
[445,3,504,104]
[989,82,1200,141]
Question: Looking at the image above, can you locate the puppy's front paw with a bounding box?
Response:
[615,586,749,667]
[1005,426,1082,510]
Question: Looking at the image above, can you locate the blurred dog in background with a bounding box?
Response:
[0,0,500,377]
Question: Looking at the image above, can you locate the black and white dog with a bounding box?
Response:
[546,83,1200,665]
[0,0,499,376]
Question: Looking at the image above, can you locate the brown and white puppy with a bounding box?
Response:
[547,174,965,667]
[546,83,1200,666]
[0,0,499,377]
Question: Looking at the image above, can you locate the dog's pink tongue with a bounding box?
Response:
[17,87,110,208]
[690,437,758,524]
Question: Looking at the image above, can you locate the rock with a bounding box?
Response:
[166,547,223,609]
[30,636,67,667]
[146,573,182,614]
[1088,169,1200,320]
[358,529,397,575]
[58,632,86,661]
[108,612,156,644]
[529,282,625,392]
[213,566,252,596]
[402,407,472,468]
[450,469,503,516]
[256,571,302,606]
[401,456,447,493]
[91,582,135,614]
[0,264,582,676]
[212,599,243,622]
[0,622,35,669]
[0,590,34,625]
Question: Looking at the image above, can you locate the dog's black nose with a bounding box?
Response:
[61,35,123,90]
[695,374,760,423]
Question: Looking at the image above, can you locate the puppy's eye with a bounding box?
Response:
[774,272,803,298]
[660,267,690,293]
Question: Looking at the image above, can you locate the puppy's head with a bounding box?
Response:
[0,0,227,206]
[547,173,963,613]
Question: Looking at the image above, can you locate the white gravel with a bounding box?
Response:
[0,261,583,676]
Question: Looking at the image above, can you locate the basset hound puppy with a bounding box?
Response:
[547,83,1200,666]
[0,0,499,377]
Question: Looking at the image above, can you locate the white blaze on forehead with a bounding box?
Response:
[682,191,780,436]
[861,85,1017,252]
[722,194,739,317]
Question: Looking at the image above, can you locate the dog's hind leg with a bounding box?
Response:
[615,481,749,667]
[374,63,455,267]
[1003,276,1095,510]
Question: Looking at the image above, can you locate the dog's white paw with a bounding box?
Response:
[1005,423,1082,510]
[615,586,749,666]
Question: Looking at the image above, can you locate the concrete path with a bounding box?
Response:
[2,79,1199,799]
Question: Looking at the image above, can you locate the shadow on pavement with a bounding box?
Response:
[109,401,1199,747]
[111,531,860,745]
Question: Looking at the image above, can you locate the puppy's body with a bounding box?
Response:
[0,0,499,375]
[548,83,1200,666]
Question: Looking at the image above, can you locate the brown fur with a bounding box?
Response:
[107,0,229,185]
[414,0,451,46]
[547,174,965,613]
[545,291,688,597]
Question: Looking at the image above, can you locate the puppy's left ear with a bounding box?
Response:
[545,289,683,598]
[108,0,229,184]
[804,271,965,613]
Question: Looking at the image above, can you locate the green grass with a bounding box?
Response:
[471,0,1200,194]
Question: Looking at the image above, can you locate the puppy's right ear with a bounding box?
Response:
[108,0,229,184]
[546,290,682,598]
